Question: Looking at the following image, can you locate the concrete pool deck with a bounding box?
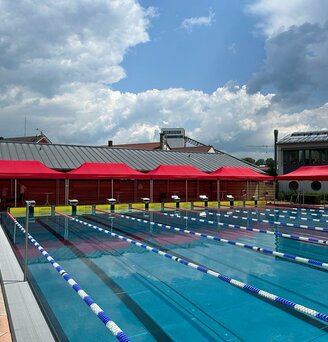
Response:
[0,284,12,341]
[0,223,55,342]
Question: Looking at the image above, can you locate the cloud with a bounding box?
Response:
[181,9,215,32]
[247,22,328,104]
[246,1,328,106]
[0,0,154,96]
[247,0,328,37]
[3,80,327,158]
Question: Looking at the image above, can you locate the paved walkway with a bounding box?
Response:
[0,284,12,342]
[0,224,55,342]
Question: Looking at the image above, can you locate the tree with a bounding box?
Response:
[255,158,265,166]
[265,158,276,176]
[242,157,256,165]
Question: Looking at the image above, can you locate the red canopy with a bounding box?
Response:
[66,162,148,179]
[276,165,328,181]
[0,160,65,179]
[210,167,273,181]
[146,164,211,180]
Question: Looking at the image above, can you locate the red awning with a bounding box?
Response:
[276,165,328,181]
[146,164,211,180]
[66,162,148,179]
[210,167,273,181]
[0,160,65,179]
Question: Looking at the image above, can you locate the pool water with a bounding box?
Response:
[1,206,328,341]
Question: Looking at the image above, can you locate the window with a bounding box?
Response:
[283,150,299,164]
[322,150,327,164]
[310,150,320,164]
[298,150,304,164]
[311,181,322,191]
[289,181,299,191]
[304,150,310,165]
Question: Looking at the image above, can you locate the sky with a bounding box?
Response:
[1,0,328,159]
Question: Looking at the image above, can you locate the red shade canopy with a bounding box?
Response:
[210,167,273,181]
[146,164,211,180]
[0,160,65,179]
[66,162,148,179]
[276,165,328,181]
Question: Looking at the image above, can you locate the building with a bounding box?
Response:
[0,140,272,205]
[107,128,218,153]
[0,133,52,144]
[277,130,328,194]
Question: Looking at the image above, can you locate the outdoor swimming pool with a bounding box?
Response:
[1,205,328,341]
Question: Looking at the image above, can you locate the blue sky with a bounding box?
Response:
[0,0,327,159]
[116,0,266,94]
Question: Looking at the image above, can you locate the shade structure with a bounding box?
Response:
[276,165,328,181]
[66,162,148,179]
[210,167,273,181]
[146,164,211,180]
[0,160,65,179]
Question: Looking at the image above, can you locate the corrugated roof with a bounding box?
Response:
[278,130,328,144]
[171,146,213,153]
[0,141,262,173]
[110,142,161,150]
[0,134,52,144]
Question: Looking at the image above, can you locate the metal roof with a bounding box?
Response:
[0,141,261,173]
[278,131,328,145]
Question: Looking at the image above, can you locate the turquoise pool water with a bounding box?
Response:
[1,206,328,341]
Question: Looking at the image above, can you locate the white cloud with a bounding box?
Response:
[1,0,327,161]
[246,0,328,106]
[181,9,215,32]
[0,0,154,95]
[247,0,328,37]
[2,80,327,159]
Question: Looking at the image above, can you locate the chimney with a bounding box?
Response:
[160,133,165,150]
[108,140,113,147]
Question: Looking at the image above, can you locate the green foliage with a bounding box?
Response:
[242,157,256,165]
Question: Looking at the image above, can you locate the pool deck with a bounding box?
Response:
[0,284,12,341]
[0,224,55,342]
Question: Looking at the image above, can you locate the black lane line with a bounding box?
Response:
[89,214,328,331]
[36,218,173,342]
[57,220,232,342]
[139,211,328,274]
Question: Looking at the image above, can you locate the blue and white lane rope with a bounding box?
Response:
[163,206,328,246]
[206,204,328,218]
[111,210,328,270]
[7,212,130,342]
[194,205,328,225]
[205,210,328,233]
[232,208,328,225]
[261,206,328,218]
[60,211,328,325]
[272,206,327,213]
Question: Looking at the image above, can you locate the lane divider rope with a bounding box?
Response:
[163,206,328,246]
[7,212,130,342]
[115,208,328,270]
[60,210,328,325]
[196,207,328,233]
[194,205,328,225]
[259,206,328,218]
